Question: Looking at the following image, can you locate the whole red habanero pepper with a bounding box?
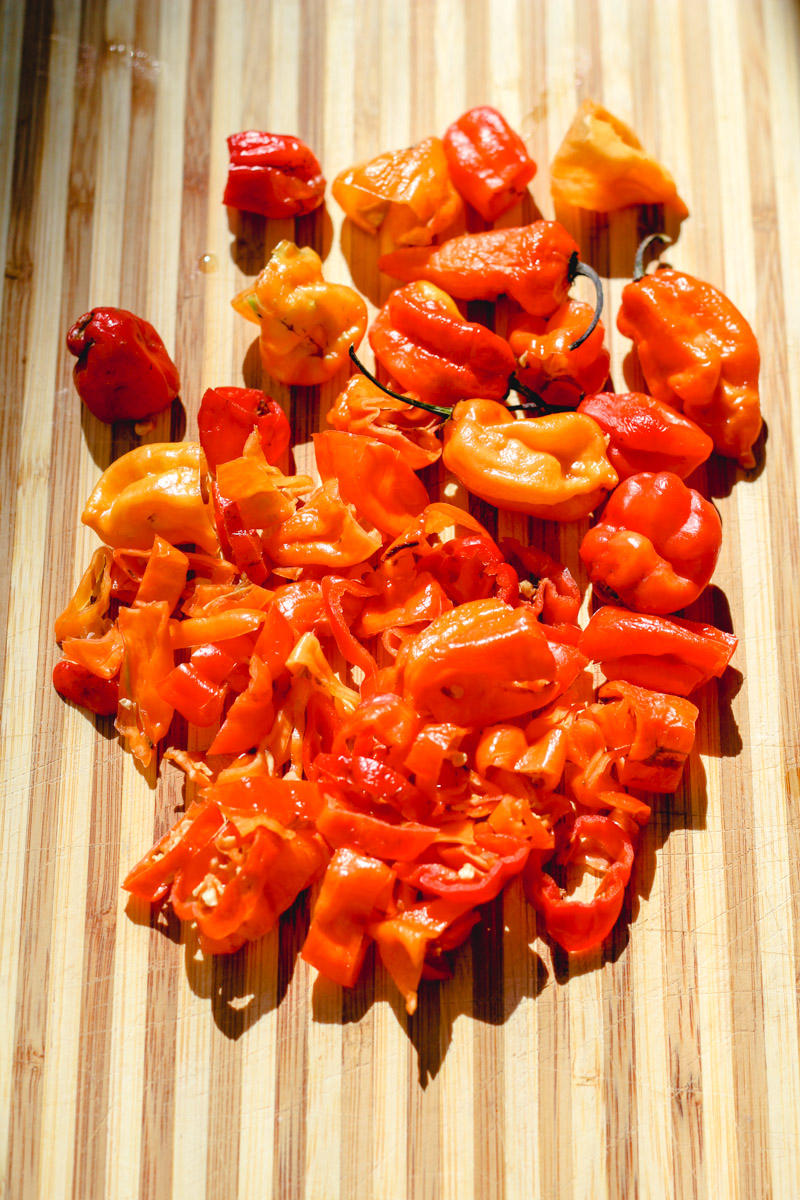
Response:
[580,471,722,614]
[617,235,762,468]
[442,106,537,221]
[223,131,325,218]
[578,391,713,480]
[66,307,180,423]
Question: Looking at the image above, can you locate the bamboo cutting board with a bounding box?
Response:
[3,1,800,1198]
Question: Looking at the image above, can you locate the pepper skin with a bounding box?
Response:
[332,136,463,248]
[617,263,761,467]
[577,392,713,480]
[442,399,618,521]
[82,442,218,553]
[368,281,516,406]
[549,100,689,217]
[223,131,325,218]
[442,106,537,221]
[232,240,367,386]
[580,471,722,614]
[66,307,180,423]
[397,597,558,725]
[327,375,442,471]
[508,300,610,407]
[379,221,581,316]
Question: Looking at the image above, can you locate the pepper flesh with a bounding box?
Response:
[332,136,463,248]
[442,106,537,221]
[66,307,180,423]
[508,300,610,407]
[327,375,442,471]
[379,221,581,315]
[232,240,368,386]
[580,471,722,614]
[617,266,761,467]
[442,399,618,521]
[550,100,689,217]
[223,130,325,218]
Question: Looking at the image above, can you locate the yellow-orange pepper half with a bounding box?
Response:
[442,399,618,521]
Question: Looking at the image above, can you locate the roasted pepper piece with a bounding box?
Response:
[327,375,442,471]
[550,100,689,217]
[66,307,180,423]
[442,106,537,221]
[369,281,517,406]
[580,471,722,614]
[577,392,713,480]
[379,221,582,316]
[332,136,463,248]
[442,399,618,521]
[232,240,368,386]
[82,442,218,554]
[508,300,610,407]
[223,130,325,218]
[313,430,429,538]
[578,605,737,696]
[397,597,559,725]
[617,243,761,467]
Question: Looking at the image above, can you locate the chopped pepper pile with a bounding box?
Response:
[54,102,754,1012]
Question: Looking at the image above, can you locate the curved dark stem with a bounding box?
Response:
[566,256,604,351]
[504,375,574,414]
[348,346,452,418]
[633,233,672,281]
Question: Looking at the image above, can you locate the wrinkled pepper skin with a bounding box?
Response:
[550,100,689,217]
[379,221,581,315]
[223,131,325,218]
[232,240,367,386]
[82,442,218,554]
[580,471,722,614]
[369,281,516,405]
[397,597,558,725]
[332,136,463,248]
[442,106,537,221]
[577,392,713,480]
[66,307,180,423]
[508,300,610,406]
[617,268,761,468]
[442,399,618,521]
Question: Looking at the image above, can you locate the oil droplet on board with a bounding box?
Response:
[199,253,218,273]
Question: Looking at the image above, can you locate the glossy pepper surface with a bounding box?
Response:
[580,471,722,614]
[332,136,463,248]
[198,386,290,472]
[508,300,610,406]
[66,307,180,423]
[222,130,325,218]
[550,100,689,217]
[617,253,761,467]
[442,399,618,521]
[368,281,516,405]
[442,106,537,221]
[327,375,442,470]
[577,392,713,480]
[232,240,367,385]
[379,221,582,316]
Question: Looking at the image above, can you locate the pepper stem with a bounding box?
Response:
[633,233,673,281]
[566,255,604,351]
[348,346,452,418]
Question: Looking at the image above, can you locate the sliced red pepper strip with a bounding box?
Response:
[321,575,378,679]
[370,897,479,1014]
[208,656,274,755]
[134,536,189,611]
[397,827,530,904]
[301,847,396,988]
[122,801,226,903]
[317,789,440,861]
[523,814,634,953]
[61,625,124,680]
[157,662,227,727]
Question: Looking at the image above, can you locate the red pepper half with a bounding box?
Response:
[442,106,537,221]
[223,131,325,218]
[198,386,290,473]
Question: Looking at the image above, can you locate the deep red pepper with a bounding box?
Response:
[52,659,119,716]
[198,386,290,472]
[66,307,180,423]
[577,392,714,481]
[223,131,325,218]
